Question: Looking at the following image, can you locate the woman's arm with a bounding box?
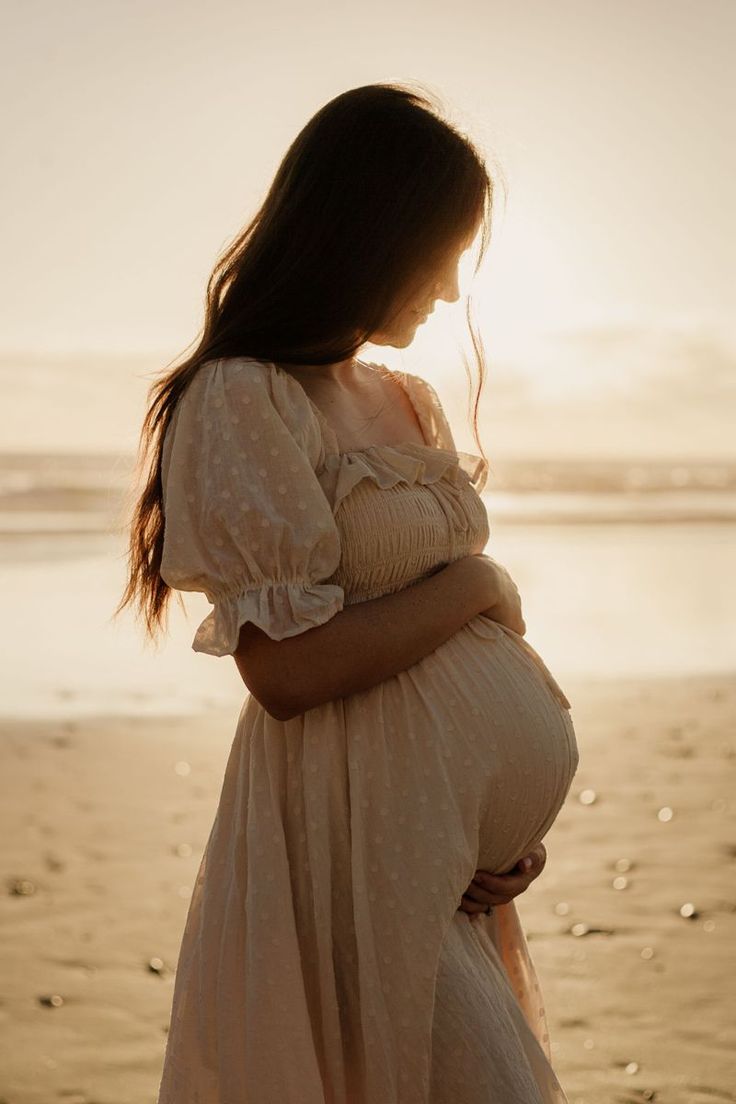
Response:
[233,556,495,720]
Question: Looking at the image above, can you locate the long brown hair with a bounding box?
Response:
[114,80,504,644]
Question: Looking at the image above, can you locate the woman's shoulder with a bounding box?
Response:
[189,355,310,416]
[196,354,278,393]
[371,364,456,452]
[197,355,325,467]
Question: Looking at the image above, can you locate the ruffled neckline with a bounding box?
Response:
[318,440,488,513]
[269,359,489,509]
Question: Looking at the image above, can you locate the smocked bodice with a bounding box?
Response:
[317,441,490,605]
[291,361,492,606]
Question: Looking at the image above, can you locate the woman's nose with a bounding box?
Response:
[434,276,460,304]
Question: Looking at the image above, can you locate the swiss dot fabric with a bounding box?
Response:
[160,357,345,652]
[157,356,579,1103]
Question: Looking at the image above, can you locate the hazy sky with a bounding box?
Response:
[1,0,734,456]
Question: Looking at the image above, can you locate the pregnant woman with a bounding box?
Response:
[118,83,579,1102]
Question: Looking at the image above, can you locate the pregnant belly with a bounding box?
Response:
[461,615,580,872]
[344,612,580,880]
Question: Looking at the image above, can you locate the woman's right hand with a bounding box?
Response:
[463,553,527,636]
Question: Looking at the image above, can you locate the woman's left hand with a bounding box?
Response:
[458,842,547,915]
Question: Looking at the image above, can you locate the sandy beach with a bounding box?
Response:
[1,670,735,1104]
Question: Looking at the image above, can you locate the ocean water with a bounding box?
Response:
[1,452,734,719]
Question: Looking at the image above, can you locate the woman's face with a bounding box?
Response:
[369,228,478,349]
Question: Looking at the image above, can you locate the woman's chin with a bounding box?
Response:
[369,331,416,350]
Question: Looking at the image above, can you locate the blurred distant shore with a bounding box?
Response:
[2,451,736,536]
[2,448,735,719]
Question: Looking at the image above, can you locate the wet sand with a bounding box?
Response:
[1,672,735,1104]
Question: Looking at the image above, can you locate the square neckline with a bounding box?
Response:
[268,358,455,459]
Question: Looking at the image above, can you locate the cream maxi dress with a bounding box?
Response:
[156,355,579,1104]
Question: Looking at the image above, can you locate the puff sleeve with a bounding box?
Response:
[159,357,344,655]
